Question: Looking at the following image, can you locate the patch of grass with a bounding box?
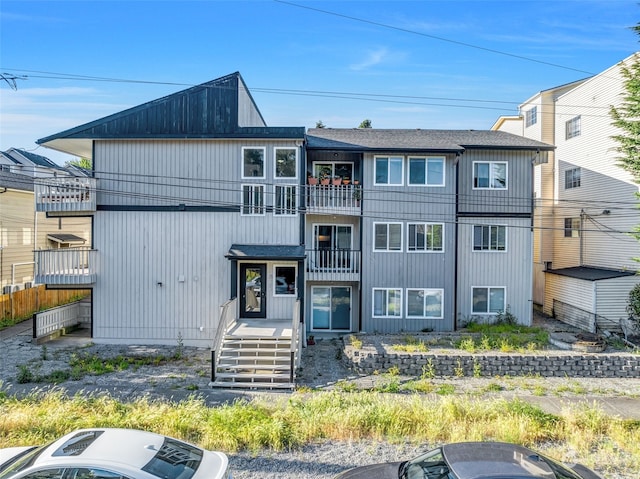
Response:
[348,335,363,350]
[391,335,429,353]
[436,384,456,395]
[482,382,505,393]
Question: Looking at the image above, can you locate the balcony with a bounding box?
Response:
[306,249,360,282]
[35,177,97,213]
[35,247,97,286]
[306,184,361,215]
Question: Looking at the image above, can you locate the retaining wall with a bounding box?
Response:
[343,347,640,378]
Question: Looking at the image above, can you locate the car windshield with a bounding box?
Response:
[401,448,454,479]
[141,438,203,479]
[0,445,50,479]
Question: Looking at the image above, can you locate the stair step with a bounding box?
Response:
[224,337,291,343]
[218,358,290,366]
[220,347,291,354]
[218,363,291,372]
[210,381,294,390]
[214,371,290,380]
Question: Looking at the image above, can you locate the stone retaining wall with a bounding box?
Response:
[344,348,640,378]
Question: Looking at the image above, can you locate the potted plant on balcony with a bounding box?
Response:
[332,176,342,186]
[308,175,318,185]
[320,173,330,185]
[342,176,351,185]
[353,184,362,206]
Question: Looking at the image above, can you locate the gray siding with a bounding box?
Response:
[237,81,266,127]
[458,150,539,215]
[360,152,457,333]
[456,217,533,326]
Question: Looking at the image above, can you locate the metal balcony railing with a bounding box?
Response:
[306,249,361,281]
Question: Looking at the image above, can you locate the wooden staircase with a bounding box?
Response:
[211,319,297,389]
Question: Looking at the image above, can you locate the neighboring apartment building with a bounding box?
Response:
[34,72,552,383]
[0,168,91,293]
[493,53,640,333]
[0,147,66,177]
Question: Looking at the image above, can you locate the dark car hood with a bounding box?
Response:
[334,461,403,479]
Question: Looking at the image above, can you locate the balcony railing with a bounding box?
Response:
[306,184,362,215]
[306,249,360,281]
[35,247,97,286]
[35,177,97,213]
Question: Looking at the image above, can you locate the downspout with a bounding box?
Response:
[298,140,306,340]
[453,151,462,330]
[580,209,585,266]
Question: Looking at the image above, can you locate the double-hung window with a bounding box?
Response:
[473,162,507,189]
[525,106,537,127]
[408,223,444,252]
[242,184,265,215]
[374,222,402,251]
[242,147,265,178]
[375,156,403,185]
[274,148,297,178]
[275,185,297,216]
[373,288,402,318]
[408,157,445,186]
[473,225,506,251]
[564,217,580,238]
[406,289,443,318]
[565,167,581,189]
[565,116,581,139]
[472,287,505,314]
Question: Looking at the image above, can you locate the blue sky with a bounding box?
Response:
[1,0,638,165]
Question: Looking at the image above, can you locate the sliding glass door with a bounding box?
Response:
[311,286,351,331]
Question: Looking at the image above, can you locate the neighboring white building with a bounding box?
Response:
[493,53,640,333]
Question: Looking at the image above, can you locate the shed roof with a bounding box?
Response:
[47,234,86,245]
[226,244,306,261]
[547,266,637,281]
[38,72,304,159]
[306,128,554,152]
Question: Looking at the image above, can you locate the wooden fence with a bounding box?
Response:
[0,285,90,323]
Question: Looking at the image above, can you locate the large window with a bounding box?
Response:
[565,167,581,189]
[473,162,507,189]
[472,287,505,314]
[374,222,402,251]
[242,147,265,178]
[565,116,581,139]
[274,266,296,296]
[373,288,402,318]
[525,106,537,127]
[406,289,443,318]
[241,184,264,215]
[275,185,297,216]
[473,225,506,251]
[408,223,444,252]
[564,217,580,237]
[408,157,445,186]
[274,148,297,178]
[375,156,403,185]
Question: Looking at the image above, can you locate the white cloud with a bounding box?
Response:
[350,48,390,71]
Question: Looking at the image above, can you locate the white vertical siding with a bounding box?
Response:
[456,217,533,325]
[596,276,640,323]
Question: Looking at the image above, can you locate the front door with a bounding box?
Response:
[240,263,266,318]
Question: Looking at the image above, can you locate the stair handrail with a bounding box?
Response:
[290,299,301,382]
[211,297,237,381]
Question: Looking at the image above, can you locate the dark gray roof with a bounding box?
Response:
[1,149,61,169]
[226,244,306,260]
[547,266,637,281]
[37,72,305,159]
[0,170,34,192]
[306,128,554,152]
[47,233,86,244]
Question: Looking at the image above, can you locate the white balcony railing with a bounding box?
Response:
[306,249,360,281]
[35,177,97,213]
[34,247,97,285]
[306,184,361,215]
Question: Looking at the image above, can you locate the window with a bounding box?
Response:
[275,148,297,178]
[373,288,402,318]
[472,287,505,314]
[374,222,402,251]
[408,157,444,186]
[242,147,265,178]
[375,156,403,185]
[473,225,506,251]
[565,167,581,189]
[241,185,264,215]
[473,162,507,189]
[565,116,581,139]
[142,438,203,479]
[275,185,297,215]
[408,223,443,252]
[564,217,580,237]
[274,266,296,295]
[407,289,443,318]
[525,106,537,127]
